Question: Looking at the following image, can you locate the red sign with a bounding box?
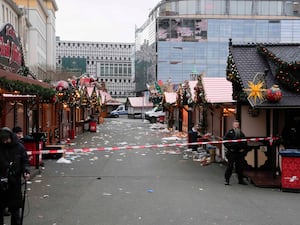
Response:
[0,23,23,73]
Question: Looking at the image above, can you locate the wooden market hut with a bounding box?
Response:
[226,40,300,187]
[0,68,55,143]
[163,92,177,130]
[200,77,236,159]
[0,23,57,145]
[126,97,153,119]
[99,90,122,118]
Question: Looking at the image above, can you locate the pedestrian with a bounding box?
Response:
[3,126,24,218]
[188,125,202,151]
[223,120,248,185]
[0,127,30,225]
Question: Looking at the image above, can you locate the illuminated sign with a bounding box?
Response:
[0,23,23,73]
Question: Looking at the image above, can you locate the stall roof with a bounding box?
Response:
[202,77,235,103]
[0,69,51,88]
[127,97,153,107]
[99,90,121,105]
[164,92,177,104]
[86,86,95,97]
[229,43,300,108]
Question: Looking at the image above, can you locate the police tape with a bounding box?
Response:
[26,136,279,156]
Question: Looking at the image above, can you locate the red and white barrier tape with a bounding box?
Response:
[26,136,279,155]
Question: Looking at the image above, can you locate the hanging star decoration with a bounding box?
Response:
[244,80,267,103]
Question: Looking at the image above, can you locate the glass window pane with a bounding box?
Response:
[187,0,196,14]
[178,1,187,15]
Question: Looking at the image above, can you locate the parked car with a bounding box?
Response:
[145,105,165,123]
[110,105,128,118]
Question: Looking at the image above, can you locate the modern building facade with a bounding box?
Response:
[12,0,58,80]
[56,39,135,99]
[135,0,300,93]
[0,1,19,29]
[1,0,57,80]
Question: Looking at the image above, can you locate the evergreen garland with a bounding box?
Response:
[257,45,300,93]
[226,53,248,102]
[0,77,55,101]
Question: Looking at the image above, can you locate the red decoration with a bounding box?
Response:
[266,85,282,102]
[80,77,91,86]
[71,80,76,86]
[51,95,56,103]
[55,80,69,91]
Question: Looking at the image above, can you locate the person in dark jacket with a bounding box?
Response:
[188,125,202,151]
[223,120,248,185]
[0,127,30,225]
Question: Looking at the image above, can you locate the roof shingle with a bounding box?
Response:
[229,43,300,108]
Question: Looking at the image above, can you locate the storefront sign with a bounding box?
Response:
[0,23,22,73]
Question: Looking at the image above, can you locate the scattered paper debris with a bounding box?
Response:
[56,157,72,164]
[102,192,112,196]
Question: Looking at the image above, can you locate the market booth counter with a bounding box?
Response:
[240,139,281,188]
[279,149,300,192]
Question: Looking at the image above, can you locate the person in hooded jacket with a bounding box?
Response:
[0,127,30,225]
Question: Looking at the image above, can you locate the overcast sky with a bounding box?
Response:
[55,0,159,43]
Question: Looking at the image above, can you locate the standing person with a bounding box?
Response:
[188,125,202,151]
[3,126,24,218]
[223,120,248,185]
[0,127,30,225]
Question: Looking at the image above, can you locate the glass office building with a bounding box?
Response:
[135,0,300,92]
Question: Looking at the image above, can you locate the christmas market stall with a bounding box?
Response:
[0,23,55,142]
[126,97,153,119]
[99,90,122,119]
[201,77,236,159]
[163,92,177,130]
[226,39,300,187]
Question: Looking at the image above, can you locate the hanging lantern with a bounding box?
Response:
[266,85,282,102]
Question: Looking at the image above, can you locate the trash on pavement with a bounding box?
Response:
[56,157,72,164]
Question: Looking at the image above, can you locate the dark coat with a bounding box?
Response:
[188,130,200,143]
[223,128,247,152]
[0,130,30,208]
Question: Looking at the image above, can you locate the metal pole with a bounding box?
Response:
[20,180,27,225]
